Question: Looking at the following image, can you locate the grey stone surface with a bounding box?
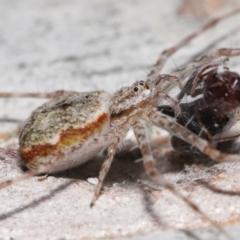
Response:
[0,0,240,239]
[117,226,240,240]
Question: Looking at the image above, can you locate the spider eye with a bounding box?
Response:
[85,95,89,99]
[139,81,144,86]
[134,87,139,92]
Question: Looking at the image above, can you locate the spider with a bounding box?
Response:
[1,7,240,239]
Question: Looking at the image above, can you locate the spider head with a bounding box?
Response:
[110,80,150,116]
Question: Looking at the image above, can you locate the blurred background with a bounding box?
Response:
[1,0,240,239]
[0,0,240,121]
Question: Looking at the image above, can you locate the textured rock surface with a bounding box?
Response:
[1,0,240,239]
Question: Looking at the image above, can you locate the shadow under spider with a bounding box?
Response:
[31,138,239,186]
[13,133,239,192]
[52,147,145,185]
[2,139,240,225]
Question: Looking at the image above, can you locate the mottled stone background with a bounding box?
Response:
[0,0,240,239]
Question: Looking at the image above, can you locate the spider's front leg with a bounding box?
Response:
[149,108,240,163]
[147,8,240,82]
[132,118,231,238]
[132,118,198,201]
[90,134,121,207]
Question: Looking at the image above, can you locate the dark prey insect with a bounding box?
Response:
[158,55,240,154]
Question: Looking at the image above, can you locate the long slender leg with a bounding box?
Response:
[147,8,240,81]
[0,147,20,161]
[152,90,181,116]
[90,136,120,207]
[148,108,240,162]
[189,48,240,95]
[214,133,240,142]
[174,55,229,95]
[175,48,240,93]
[172,48,240,102]
[197,48,240,62]
[0,90,77,99]
[151,74,183,92]
[187,25,240,63]
[132,119,232,239]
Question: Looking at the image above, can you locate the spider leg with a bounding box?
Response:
[175,47,240,92]
[147,8,240,81]
[90,135,121,207]
[152,90,181,116]
[214,133,240,142]
[0,147,20,161]
[155,75,183,89]
[148,108,240,162]
[132,118,232,240]
[189,48,240,95]
[0,90,77,99]
[175,55,229,92]
[197,48,240,62]
[149,74,183,92]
